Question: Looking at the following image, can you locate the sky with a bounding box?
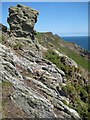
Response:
[1,2,88,36]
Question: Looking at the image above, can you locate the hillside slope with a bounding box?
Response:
[36,32,90,120]
[36,32,90,72]
[0,4,89,120]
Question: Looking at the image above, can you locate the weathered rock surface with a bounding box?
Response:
[0,42,81,119]
[7,4,39,39]
[0,4,82,120]
[54,49,78,68]
[0,23,7,32]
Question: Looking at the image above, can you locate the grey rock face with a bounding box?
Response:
[0,4,82,120]
[7,4,39,39]
[0,23,7,32]
[54,49,78,68]
[0,42,81,119]
[64,57,78,68]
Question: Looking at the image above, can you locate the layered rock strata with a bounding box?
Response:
[7,4,39,39]
[0,4,82,120]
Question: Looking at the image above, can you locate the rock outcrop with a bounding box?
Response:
[0,42,81,119]
[1,4,82,120]
[54,49,78,68]
[0,23,7,32]
[7,4,39,39]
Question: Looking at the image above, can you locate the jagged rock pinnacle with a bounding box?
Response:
[7,4,39,39]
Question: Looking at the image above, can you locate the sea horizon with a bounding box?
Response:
[61,36,89,51]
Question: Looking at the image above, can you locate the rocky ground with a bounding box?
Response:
[0,4,89,120]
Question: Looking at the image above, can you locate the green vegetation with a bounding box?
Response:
[44,49,78,77]
[13,42,23,50]
[0,35,7,44]
[62,82,89,120]
[61,99,69,106]
[58,46,90,71]
[44,49,89,120]
[2,81,13,87]
[36,32,90,72]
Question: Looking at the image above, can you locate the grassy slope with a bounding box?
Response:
[36,32,90,120]
[0,32,89,119]
[36,32,90,72]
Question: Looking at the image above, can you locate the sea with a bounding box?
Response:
[61,36,89,51]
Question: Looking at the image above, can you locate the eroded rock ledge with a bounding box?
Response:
[7,4,39,39]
